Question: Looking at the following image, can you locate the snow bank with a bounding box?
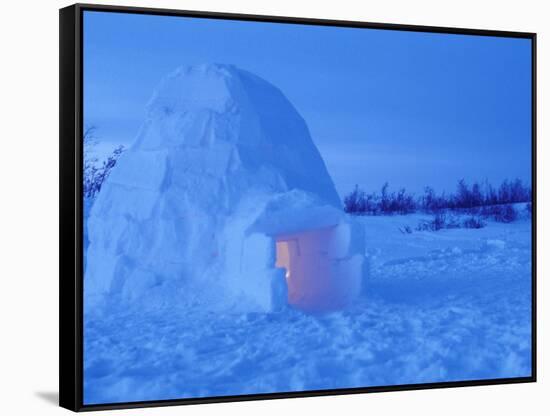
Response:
[84,216,532,404]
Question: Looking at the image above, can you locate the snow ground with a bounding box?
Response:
[83,212,532,404]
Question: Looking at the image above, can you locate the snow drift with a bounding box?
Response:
[85,64,367,312]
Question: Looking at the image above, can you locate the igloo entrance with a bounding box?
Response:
[273,225,363,312]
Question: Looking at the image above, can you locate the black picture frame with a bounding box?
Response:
[59,3,537,412]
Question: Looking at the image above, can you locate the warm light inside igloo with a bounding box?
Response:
[273,225,363,312]
[275,230,334,310]
[275,240,294,280]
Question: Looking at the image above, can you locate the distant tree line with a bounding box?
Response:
[344,178,532,216]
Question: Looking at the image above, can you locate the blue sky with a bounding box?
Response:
[83,11,532,196]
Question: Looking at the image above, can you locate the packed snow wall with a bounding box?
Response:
[85,64,367,312]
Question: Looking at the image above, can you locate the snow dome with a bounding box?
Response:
[85,64,367,312]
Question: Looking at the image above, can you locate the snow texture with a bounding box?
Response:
[84,213,532,404]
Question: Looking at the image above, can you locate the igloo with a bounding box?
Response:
[85,64,367,313]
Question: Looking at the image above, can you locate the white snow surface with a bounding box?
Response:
[84,214,532,404]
